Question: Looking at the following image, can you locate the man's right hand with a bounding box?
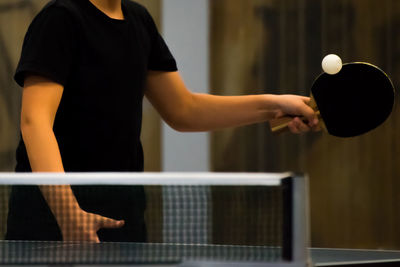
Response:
[58,206,125,242]
[39,185,124,243]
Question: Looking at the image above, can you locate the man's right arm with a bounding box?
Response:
[21,75,64,172]
[20,75,123,242]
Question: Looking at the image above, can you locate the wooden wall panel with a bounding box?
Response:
[0,0,46,171]
[210,0,400,249]
[0,0,48,239]
[308,0,400,249]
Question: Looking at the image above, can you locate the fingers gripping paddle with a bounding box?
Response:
[270,62,395,138]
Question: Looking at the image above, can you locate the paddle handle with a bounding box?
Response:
[270,116,298,133]
[269,111,321,133]
[269,95,321,134]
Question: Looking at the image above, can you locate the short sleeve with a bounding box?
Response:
[142,9,178,71]
[14,6,77,87]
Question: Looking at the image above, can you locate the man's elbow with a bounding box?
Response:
[164,117,196,132]
[20,114,34,135]
[20,113,52,137]
[156,93,203,132]
[162,109,206,132]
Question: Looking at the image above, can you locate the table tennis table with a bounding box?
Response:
[0,241,400,267]
[0,173,399,266]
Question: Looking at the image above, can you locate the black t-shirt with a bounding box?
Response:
[7,0,177,242]
[15,0,177,172]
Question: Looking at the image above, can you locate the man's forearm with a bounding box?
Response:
[22,122,81,228]
[39,185,82,228]
[21,122,64,172]
[146,71,317,133]
[173,93,283,132]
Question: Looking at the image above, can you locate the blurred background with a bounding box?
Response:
[1,0,400,250]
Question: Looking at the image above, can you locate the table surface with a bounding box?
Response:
[0,241,400,267]
[310,248,400,266]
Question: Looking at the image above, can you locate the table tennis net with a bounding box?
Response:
[0,173,302,265]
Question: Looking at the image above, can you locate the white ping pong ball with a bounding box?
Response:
[322,54,343,75]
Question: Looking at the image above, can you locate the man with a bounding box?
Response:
[6,0,319,242]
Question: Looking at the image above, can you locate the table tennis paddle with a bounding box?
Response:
[269,62,395,138]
